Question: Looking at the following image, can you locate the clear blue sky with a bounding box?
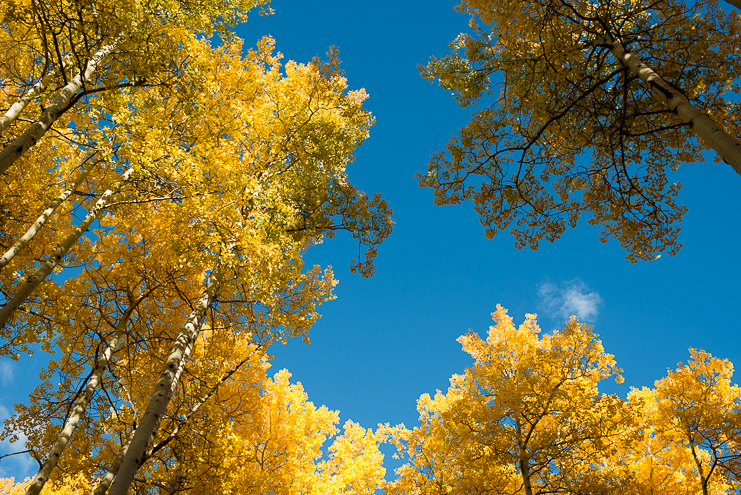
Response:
[2,0,741,480]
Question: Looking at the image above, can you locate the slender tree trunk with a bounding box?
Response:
[141,329,195,457]
[688,438,709,495]
[0,167,133,330]
[92,431,135,495]
[724,0,741,10]
[92,337,195,495]
[144,347,259,461]
[0,37,120,176]
[106,269,222,495]
[515,416,534,495]
[598,34,741,176]
[97,340,259,495]
[0,160,95,271]
[24,294,144,495]
[0,70,57,136]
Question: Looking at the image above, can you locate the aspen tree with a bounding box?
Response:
[0,158,95,271]
[2,367,387,495]
[595,34,741,176]
[630,350,741,494]
[106,268,222,495]
[0,39,121,175]
[0,167,134,329]
[0,0,270,173]
[421,0,741,261]
[386,306,625,495]
[1,36,390,494]
[24,290,152,495]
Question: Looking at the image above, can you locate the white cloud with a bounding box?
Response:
[0,360,14,385]
[537,279,603,322]
[0,402,36,479]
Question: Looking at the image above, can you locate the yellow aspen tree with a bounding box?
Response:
[2,35,390,495]
[387,306,625,495]
[0,137,98,356]
[0,0,271,174]
[103,41,390,489]
[611,392,731,494]
[0,166,134,329]
[0,39,122,174]
[629,350,741,494]
[0,156,96,271]
[2,367,387,495]
[420,0,741,261]
[179,369,385,495]
[22,290,151,495]
[105,267,223,495]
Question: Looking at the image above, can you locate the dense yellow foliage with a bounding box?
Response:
[2,305,741,493]
[0,0,391,491]
[386,307,741,495]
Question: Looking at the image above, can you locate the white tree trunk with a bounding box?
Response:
[600,34,741,176]
[0,167,133,329]
[0,38,120,175]
[0,71,56,136]
[92,431,135,495]
[106,270,222,495]
[0,161,94,271]
[24,295,144,495]
[144,347,260,460]
[91,338,195,495]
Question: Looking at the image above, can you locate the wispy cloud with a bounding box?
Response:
[537,279,603,322]
[0,360,14,386]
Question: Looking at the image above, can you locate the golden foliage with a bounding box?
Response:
[419,0,741,261]
[387,307,741,495]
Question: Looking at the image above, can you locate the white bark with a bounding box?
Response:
[0,167,133,330]
[0,71,56,136]
[0,161,94,271]
[91,338,195,495]
[24,296,143,495]
[0,38,120,175]
[600,34,741,176]
[144,348,259,461]
[106,269,222,495]
[92,431,135,495]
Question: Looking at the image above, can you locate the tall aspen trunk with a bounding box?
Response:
[143,348,259,461]
[24,295,144,495]
[0,70,57,135]
[97,343,259,495]
[0,161,94,271]
[0,38,120,176]
[0,167,133,330]
[92,338,194,495]
[106,270,222,495]
[92,431,135,495]
[598,34,741,176]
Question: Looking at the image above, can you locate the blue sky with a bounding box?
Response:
[2,0,741,481]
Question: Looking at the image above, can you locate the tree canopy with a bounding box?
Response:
[1,0,740,493]
[419,0,741,261]
[0,0,392,491]
[385,308,741,495]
